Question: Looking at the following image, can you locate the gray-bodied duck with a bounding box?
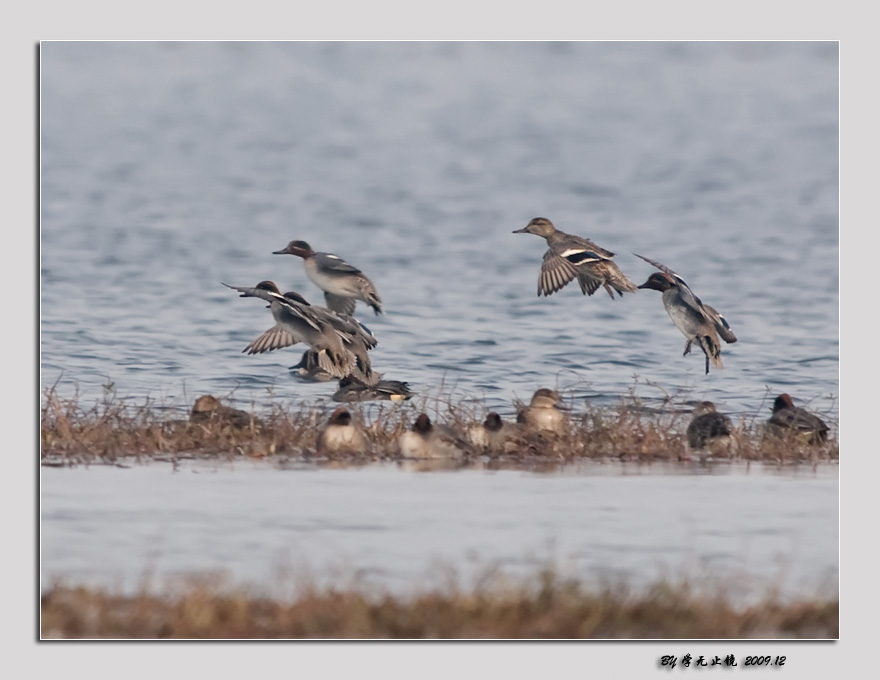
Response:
[766,393,829,444]
[398,413,467,460]
[332,376,414,403]
[316,406,371,456]
[513,217,638,299]
[635,254,737,374]
[468,412,526,453]
[223,281,376,381]
[290,349,335,382]
[273,240,383,316]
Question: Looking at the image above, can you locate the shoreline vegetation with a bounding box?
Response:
[40,571,838,639]
[40,384,839,639]
[40,385,839,467]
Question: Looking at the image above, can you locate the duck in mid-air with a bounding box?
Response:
[273,240,383,316]
[513,217,638,299]
[635,254,737,374]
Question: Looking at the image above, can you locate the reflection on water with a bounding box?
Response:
[41,461,838,602]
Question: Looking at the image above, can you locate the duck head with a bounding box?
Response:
[513,217,556,237]
[413,413,433,434]
[282,290,311,306]
[772,393,796,413]
[328,406,352,426]
[273,240,314,258]
[638,272,676,292]
[484,412,503,431]
[253,280,282,295]
[530,388,562,409]
[691,401,717,417]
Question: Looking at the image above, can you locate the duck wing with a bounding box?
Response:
[704,304,738,344]
[314,252,363,275]
[538,250,579,296]
[243,324,301,355]
[224,282,323,333]
[323,292,357,316]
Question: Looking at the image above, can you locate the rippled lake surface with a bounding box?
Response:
[40,41,839,422]
[41,461,838,600]
[40,42,839,602]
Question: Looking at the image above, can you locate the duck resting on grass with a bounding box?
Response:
[765,393,829,444]
[686,401,733,452]
[316,406,371,456]
[516,388,568,435]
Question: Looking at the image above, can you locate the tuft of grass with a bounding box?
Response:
[40,571,838,639]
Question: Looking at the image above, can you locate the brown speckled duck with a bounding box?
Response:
[686,401,733,450]
[190,395,259,429]
[513,217,638,299]
[516,388,568,434]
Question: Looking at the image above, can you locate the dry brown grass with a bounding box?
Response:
[40,384,839,467]
[40,571,838,639]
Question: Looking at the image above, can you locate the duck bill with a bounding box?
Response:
[512,226,530,234]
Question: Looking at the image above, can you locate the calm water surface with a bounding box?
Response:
[41,461,838,600]
[40,43,838,600]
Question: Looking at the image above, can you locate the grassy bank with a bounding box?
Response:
[40,386,838,467]
[40,571,838,639]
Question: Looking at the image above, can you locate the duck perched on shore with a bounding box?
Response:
[766,393,829,444]
[516,388,568,434]
[686,401,733,451]
[190,395,260,429]
[513,217,637,299]
[273,240,383,316]
[223,281,377,382]
[468,412,525,453]
[635,254,737,374]
[398,414,468,460]
[316,406,371,456]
